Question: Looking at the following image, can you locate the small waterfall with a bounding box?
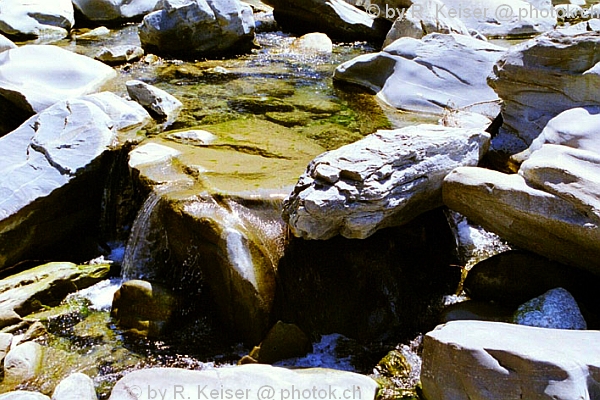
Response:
[121,185,172,281]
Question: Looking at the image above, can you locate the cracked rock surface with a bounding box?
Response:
[282,124,490,240]
[0,93,150,271]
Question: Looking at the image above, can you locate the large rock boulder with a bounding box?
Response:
[0,262,110,317]
[283,124,490,240]
[125,119,460,344]
[0,0,74,40]
[488,30,600,151]
[109,365,379,400]
[334,33,505,116]
[261,0,391,42]
[383,0,470,45]
[421,320,600,399]
[0,46,117,113]
[125,120,325,344]
[443,163,600,275]
[437,0,555,38]
[0,93,150,271]
[72,0,160,22]
[139,0,256,58]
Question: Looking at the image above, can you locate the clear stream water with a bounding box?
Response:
[5,21,518,399]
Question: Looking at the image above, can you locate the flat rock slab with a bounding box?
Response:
[0,262,110,317]
[334,33,505,116]
[422,320,600,400]
[443,165,600,275]
[283,124,490,240]
[0,45,117,113]
[109,365,379,400]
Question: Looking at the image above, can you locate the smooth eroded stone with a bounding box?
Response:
[126,80,183,127]
[250,321,312,364]
[0,262,110,317]
[0,34,16,53]
[0,392,50,400]
[283,124,490,240]
[0,0,74,39]
[51,373,97,400]
[0,46,117,113]
[111,280,180,338]
[489,30,600,151]
[512,106,600,163]
[334,33,504,116]
[109,365,379,400]
[443,167,600,275]
[290,32,333,54]
[4,342,43,384]
[422,320,600,400]
[95,45,144,65]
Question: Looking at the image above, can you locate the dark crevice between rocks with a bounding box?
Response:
[0,96,34,138]
[274,208,461,345]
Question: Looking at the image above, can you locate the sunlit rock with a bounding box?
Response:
[422,320,600,399]
[109,365,379,400]
[334,33,504,116]
[261,0,391,42]
[139,0,256,58]
[52,373,97,400]
[436,0,555,38]
[0,262,110,317]
[489,30,600,152]
[0,93,150,271]
[283,124,490,240]
[513,287,587,330]
[4,342,43,385]
[126,80,183,128]
[0,46,117,113]
[0,0,74,40]
[383,0,470,45]
[0,34,16,53]
[95,45,144,65]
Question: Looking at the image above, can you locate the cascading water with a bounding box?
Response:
[121,185,173,281]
